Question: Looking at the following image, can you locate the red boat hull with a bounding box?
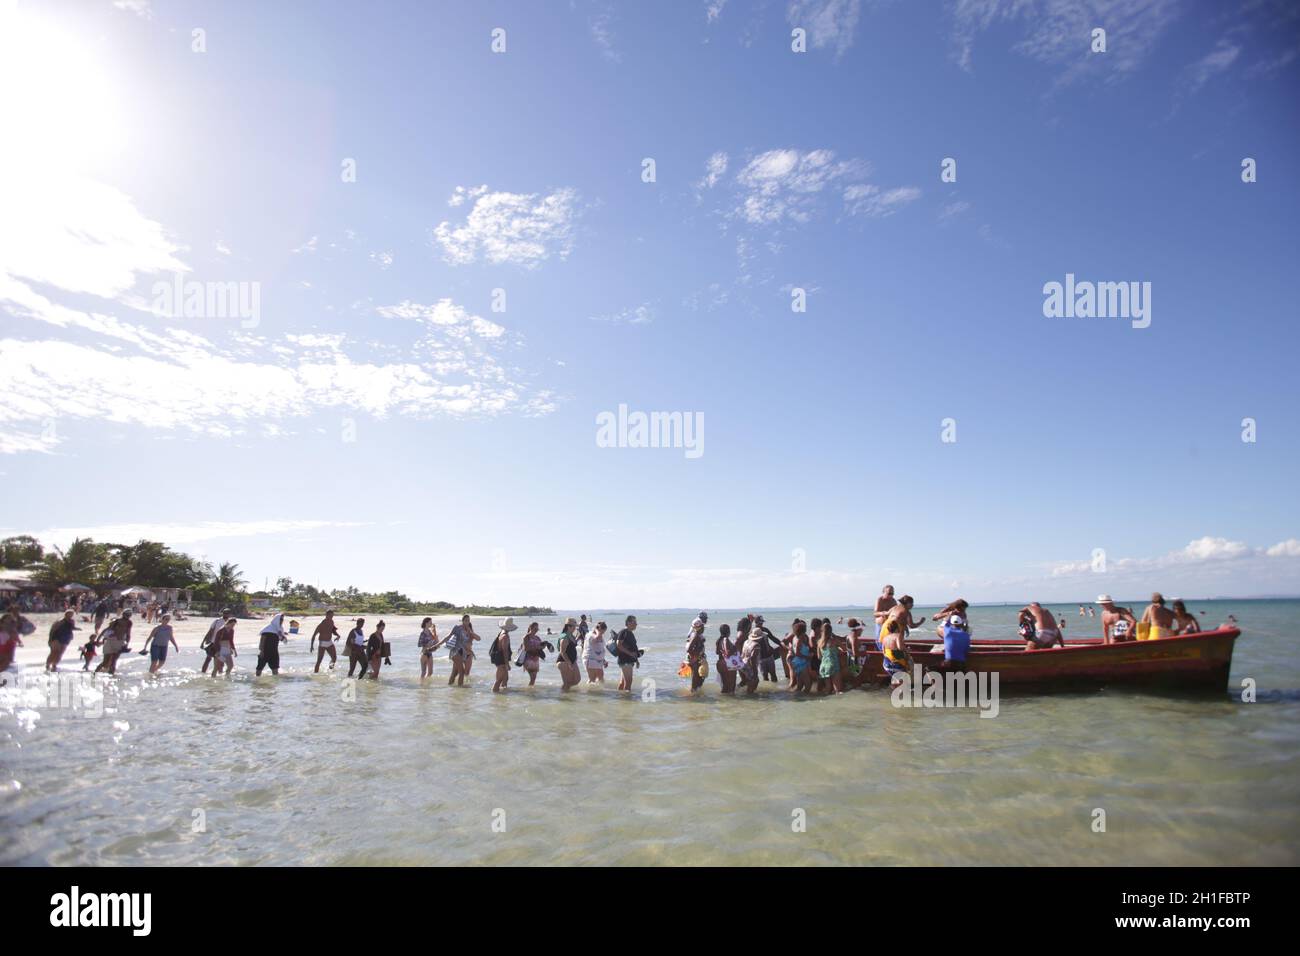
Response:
[856,627,1240,692]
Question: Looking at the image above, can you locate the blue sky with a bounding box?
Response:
[2,0,1299,607]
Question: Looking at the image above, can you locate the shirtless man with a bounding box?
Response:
[1139,592,1178,640]
[200,607,232,674]
[1020,602,1064,650]
[310,609,340,672]
[1095,594,1137,644]
[873,585,898,648]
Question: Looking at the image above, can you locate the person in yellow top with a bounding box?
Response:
[1138,592,1178,640]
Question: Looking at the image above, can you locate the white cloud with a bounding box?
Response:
[370,250,393,269]
[433,186,578,267]
[589,8,621,62]
[111,0,152,19]
[788,0,862,58]
[15,519,369,549]
[950,0,1183,85]
[1266,539,1300,558]
[447,184,488,208]
[706,0,728,23]
[719,148,918,227]
[696,151,729,194]
[376,299,506,340]
[0,170,186,299]
[590,303,655,325]
[843,184,922,218]
[1187,37,1241,92]
[214,239,232,256]
[1050,536,1297,578]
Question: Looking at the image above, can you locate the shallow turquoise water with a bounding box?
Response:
[2,600,1297,865]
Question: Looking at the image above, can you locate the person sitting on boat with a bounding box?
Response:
[1138,593,1177,640]
[935,611,971,670]
[1020,602,1064,650]
[1170,599,1200,635]
[1096,595,1137,644]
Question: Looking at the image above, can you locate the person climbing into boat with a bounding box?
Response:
[878,604,914,683]
[873,585,897,648]
[715,623,739,694]
[1171,600,1200,634]
[1139,593,1178,640]
[1096,595,1137,643]
[1020,603,1064,649]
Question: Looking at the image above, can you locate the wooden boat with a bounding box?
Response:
[854,626,1240,692]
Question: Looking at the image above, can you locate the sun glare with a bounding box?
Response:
[0,5,125,170]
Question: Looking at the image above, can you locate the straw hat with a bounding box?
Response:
[499,617,519,632]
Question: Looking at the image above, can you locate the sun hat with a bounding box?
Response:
[1095,594,1114,604]
[499,617,518,632]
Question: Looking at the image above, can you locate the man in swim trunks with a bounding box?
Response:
[46,609,78,671]
[874,585,898,649]
[1020,602,1064,649]
[1139,592,1177,640]
[1096,595,1137,644]
[311,609,340,672]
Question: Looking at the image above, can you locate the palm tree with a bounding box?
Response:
[208,562,248,607]
[35,538,104,587]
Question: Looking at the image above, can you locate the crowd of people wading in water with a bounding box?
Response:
[0,586,1224,694]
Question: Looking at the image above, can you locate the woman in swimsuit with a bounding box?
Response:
[818,622,844,695]
[584,621,609,683]
[684,618,707,693]
[714,623,738,694]
[520,622,548,686]
[788,620,815,694]
[1171,600,1200,635]
[417,618,438,678]
[490,618,517,693]
[556,618,581,691]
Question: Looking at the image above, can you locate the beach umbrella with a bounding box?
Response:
[59,583,93,593]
